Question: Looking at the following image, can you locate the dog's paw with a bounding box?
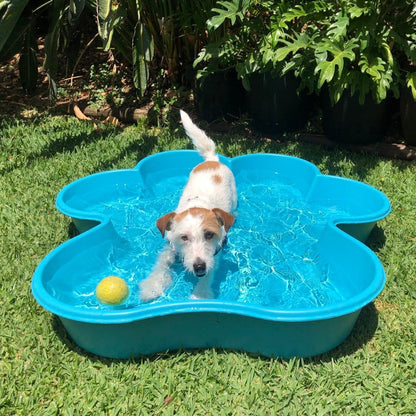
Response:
[139,279,163,302]
[139,271,172,302]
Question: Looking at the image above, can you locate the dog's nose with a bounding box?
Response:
[193,258,206,277]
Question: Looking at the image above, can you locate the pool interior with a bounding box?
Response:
[47,168,356,312]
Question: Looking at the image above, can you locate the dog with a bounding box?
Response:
[139,110,237,301]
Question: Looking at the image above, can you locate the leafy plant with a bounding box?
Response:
[0,0,90,98]
[0,0,38,94]
[44,0,89,100]
[264,0,415,104]
[1,0,218,101]
[197,0,416,105]
[195,0,272,85]
[94,0,217,98]
[0,0,30,55]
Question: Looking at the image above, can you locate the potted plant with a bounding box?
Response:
[396,4,416,145]
[193,19,249,121]
[195,0,315,130]
[259,0,416,144]
[193,0,260,121]
[401,75,416,145]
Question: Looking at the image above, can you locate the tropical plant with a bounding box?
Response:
[194,0,269,85]
[0,0,34,56]
[0,0,89,97]
[0,0,39,94]
[196,0,416,105]
[1,0,217,100]
[91,0,218,98]
[44,0,88,100]
[264,0,416,104]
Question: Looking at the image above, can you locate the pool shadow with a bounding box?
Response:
[365,224,387,253]
[307,301,380,363]
[50,315,141,365]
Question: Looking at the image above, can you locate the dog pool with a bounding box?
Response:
[32,152,390,358]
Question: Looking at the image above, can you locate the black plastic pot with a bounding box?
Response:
[195,69,246,122]
[400,86,416,145]
[245,72,315,134]
[321,89,393,145]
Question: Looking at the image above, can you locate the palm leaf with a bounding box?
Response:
[43,0,65,102]
[132,21,154,97]
[19,28,38,94]
[0,0,29,53]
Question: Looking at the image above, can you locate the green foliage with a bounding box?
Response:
[208,0,251,29]
[18,24,38,95]
[91,0,217,98]
[315,39,357,87]
[95,0,120,50]
[0,0,29,54]
[0,0,37,94]
[0,0,88,99]
[132,21,154,95]
[195,0,272,87]
[257,1,403,104]
[0,0,217,100]
[407,72,416,100]
[197,0,416,105]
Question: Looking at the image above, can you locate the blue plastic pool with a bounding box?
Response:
[32,152,390,358]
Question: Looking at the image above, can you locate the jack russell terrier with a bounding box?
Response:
[139,110,237,301]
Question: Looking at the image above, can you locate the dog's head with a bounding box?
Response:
[156,207,234,277]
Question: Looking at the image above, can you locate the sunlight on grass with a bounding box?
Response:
[1,115,415,415]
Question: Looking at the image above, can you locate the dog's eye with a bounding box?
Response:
[181,235,188,242]
[204,231,215,240]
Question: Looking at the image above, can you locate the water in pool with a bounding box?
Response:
[55,170,351,311]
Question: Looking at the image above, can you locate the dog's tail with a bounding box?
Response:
[180,110,219,162]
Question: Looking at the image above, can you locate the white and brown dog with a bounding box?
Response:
[139,110,237,301]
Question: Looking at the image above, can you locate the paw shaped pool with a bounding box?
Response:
[32,152,390,358]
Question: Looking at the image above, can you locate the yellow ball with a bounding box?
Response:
[96,276,129,305]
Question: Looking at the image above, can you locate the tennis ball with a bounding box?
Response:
[96,276,129,305]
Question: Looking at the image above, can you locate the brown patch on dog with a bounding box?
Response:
[212,174,222,184]
[158,207,234,238]
[199,210,223,237]
[174,207,222,237]
[192,161,221,173]
[212,208,235,232]
[156,212,176,237]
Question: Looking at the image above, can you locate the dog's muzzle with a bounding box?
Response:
[193,258,206,277]
[194,236,227,276]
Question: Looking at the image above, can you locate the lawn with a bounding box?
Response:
[1,114,415,415]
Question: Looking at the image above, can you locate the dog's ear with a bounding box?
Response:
[212,208,235,232]
[156,212,176,237]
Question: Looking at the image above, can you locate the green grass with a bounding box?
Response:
[1,114,415,415]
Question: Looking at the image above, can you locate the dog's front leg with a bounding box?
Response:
[139,245,175,302]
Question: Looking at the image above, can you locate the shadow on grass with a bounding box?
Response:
[309,301,380,363]
[365,224,387,253]
[0,126,113,175]
[90,132,171,173]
